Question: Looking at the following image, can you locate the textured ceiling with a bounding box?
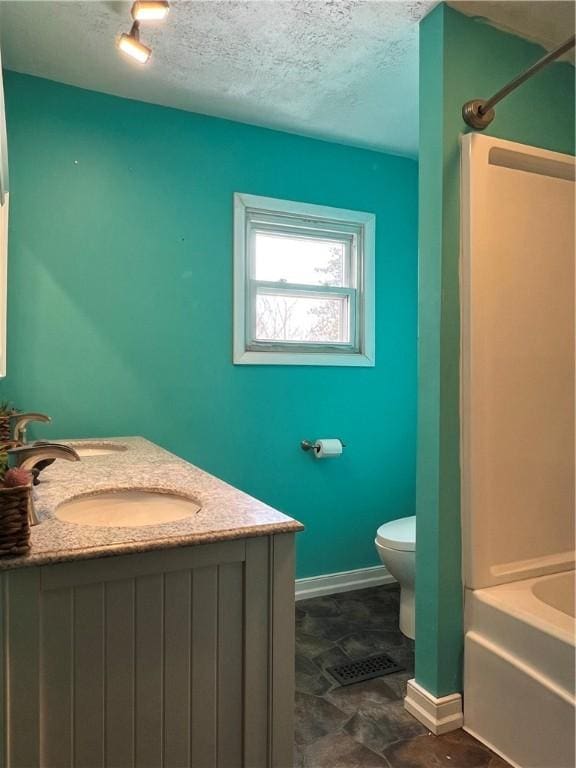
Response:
[0,0,435,157]
[0,2,573,158]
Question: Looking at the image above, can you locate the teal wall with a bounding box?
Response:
[0,72,418,578]
[416,4,575,697]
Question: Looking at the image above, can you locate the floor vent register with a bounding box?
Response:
[326,653,404,687]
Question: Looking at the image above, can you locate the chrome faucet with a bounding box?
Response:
[7,444,81,525]
[11,412,51,444]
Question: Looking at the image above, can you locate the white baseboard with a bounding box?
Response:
[295,565,395,601]
[404,679,463,735]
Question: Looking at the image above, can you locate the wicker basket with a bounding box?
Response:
[0,414,13,443]
[0,484,31,556]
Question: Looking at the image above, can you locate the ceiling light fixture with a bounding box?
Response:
[131,1,170,22]
[117,21,152,64]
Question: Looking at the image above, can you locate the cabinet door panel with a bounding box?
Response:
[217,562,244,768]
[135,574,164,768]
[74,583,106,766]
[163,570,192,768]
[191,566,218,767]
[2,534,296,768]
[105,578,136,768]
[6,569,40,768]
[40,588,73,768]
[244,537,271,766]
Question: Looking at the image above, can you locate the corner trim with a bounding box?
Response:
[295,565,394,601]
[404,679,463,735]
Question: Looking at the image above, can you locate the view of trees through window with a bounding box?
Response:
[254,240,349,343]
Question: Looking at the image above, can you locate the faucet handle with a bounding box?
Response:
[12,412,51,444]
[7,443,79,469]
[6,444,80,514]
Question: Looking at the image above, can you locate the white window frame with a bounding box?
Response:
[233,193,375,366]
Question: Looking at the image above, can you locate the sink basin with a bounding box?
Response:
[64,441,129,457]
[56,489,200,527]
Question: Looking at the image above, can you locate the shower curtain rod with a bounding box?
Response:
[462,34,576,130]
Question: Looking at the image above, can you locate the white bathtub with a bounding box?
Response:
[464,569,575,768]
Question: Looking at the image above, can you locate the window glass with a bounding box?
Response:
[254,233,347,287]
[255,292,349,344]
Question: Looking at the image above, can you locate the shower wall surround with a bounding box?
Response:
[417,3,575,699]
[0,72,418,579]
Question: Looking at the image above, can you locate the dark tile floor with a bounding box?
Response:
[294,585,510,768]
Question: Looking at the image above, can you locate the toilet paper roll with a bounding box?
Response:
[314,439,343,459]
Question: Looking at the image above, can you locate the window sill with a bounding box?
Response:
[233,349,375,367]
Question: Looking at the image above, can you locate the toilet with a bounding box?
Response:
[374,515,416,639]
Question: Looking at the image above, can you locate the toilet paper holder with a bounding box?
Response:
[301,439,346,453]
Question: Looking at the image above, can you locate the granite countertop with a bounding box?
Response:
[0,437,303,571]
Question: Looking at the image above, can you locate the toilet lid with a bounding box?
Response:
[376,516,416,552]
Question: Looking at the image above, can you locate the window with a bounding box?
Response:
[233,194,375,366]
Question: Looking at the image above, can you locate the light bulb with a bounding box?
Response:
[117,22,151,64]
[131,1,170,21]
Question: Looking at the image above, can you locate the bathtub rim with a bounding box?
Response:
[471,569,575,646]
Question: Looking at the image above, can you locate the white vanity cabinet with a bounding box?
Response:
[0,533,296,768]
